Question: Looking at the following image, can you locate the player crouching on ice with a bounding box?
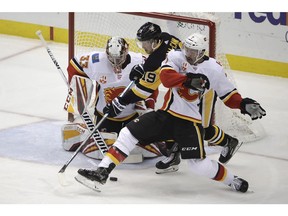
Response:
[61,36,161,163]
[75,33,266,193]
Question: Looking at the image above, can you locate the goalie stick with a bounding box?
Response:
[36,31,107,156]
[35,30,106,171]
[35,30,135,174]
[35,30,76,122]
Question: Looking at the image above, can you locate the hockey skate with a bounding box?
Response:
[229,176,249,193]
[219,135,243,164]
[155,151,181,174]
[75,167,109,192]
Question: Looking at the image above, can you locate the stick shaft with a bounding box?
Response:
[35,30,69,87]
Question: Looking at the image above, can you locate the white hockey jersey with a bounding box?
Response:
[71,51,144,120]
[160,49,237,123]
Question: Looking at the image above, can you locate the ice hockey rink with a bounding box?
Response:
[0,34,288,214]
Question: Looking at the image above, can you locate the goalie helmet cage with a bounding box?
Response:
[68,12,265,143]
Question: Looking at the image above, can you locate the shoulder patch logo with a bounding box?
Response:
[92,53,100,63]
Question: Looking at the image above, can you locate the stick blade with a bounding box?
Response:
[57,172,69,186]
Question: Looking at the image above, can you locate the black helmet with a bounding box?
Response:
[136,22,162,41]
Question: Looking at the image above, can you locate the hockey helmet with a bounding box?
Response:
[106,36,129,72]
[183,33,208,65]
[136,22,162,41]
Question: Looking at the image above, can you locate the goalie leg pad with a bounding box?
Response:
[82,132,118,160]
[62,124,118,160]
[61,123,93,151]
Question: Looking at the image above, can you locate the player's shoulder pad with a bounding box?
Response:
[204,57,223,70]
[160,32,171,40]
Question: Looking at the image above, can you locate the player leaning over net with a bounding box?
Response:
[74,30,266,193]
[62,36,161,160]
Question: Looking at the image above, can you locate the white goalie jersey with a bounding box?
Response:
[71,51,145,120]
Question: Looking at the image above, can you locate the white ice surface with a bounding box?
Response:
[0,34,288,215]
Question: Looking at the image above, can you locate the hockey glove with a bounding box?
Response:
[129,64,145,83]
[240,98,266,120]
[103,97,127,118]
[183,73,210,92]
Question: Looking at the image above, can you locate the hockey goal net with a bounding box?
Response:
[68,12,265,143]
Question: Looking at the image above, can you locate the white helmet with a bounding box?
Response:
[183,33,208,65]
[106,36,129,73]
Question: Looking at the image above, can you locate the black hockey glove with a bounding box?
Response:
[129,64,145,83]
[240,97,266,120]
[103,97,127,118]
[183,73,210,92]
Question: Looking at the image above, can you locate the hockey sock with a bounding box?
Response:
[99,127,139,167]
[204,125,228,147]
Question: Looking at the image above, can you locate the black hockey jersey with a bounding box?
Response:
[122,32,182,104]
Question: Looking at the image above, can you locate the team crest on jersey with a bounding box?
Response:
[92,53,100,63]
[99,76,107,84]
[104,86,125,103]
[182,62,188,71]
[177,87,199,102]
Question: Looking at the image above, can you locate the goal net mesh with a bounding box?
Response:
[69,12,265,143]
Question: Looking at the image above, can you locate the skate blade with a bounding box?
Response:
[74,174,101,192]
[58,172,70,186]
[155,165,179,174]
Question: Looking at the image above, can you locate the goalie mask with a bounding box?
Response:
[106,36,129,73]
[183,33,208,65]
[136,22,162,54]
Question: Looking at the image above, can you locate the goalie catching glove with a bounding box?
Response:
[183,73,210,92]
[129,64,145,83]
[103,97,127,117]
[240,97,266,120]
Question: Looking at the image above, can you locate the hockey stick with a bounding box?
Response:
[58,80,134,173]
[35,29,110,161]
[35,30,134,180]
[35,30,69,87]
